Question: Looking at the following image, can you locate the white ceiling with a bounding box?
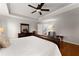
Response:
[0,3,9,15]
[7,3,70,20]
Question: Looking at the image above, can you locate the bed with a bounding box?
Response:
[0,36,61,56]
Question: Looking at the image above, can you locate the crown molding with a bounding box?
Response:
[7,3,39,22]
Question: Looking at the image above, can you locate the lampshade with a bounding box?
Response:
[0,27,4,32]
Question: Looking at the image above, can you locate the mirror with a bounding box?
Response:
[20,23,29,33]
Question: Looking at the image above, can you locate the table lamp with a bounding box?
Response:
[0,27,4,36]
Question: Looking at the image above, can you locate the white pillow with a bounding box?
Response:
[0,37,10,48]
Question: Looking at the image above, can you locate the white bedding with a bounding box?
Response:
[0,36,61,56]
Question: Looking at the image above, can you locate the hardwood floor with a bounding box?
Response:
[60,42,79,56]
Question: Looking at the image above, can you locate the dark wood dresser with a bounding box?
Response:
[18,33,32,38]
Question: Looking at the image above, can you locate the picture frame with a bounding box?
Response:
[20,23,29,33]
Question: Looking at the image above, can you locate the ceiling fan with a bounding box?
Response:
[28,3,50,15]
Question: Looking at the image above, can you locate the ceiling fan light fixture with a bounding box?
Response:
[36,9,41,12]
[28,3,50,15]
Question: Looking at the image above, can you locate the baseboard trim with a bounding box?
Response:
[63,40,79,46]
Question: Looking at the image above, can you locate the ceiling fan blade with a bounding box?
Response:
[32,10,36,13]
[28,5,37,9]
[41,9,50,11]
[37,3,44,9]
[39,12,42,15]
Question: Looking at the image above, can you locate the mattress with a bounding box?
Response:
[0,36,61,56]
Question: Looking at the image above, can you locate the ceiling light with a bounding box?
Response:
[36,10,41,12]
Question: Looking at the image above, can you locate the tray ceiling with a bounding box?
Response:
[7,3,70,20]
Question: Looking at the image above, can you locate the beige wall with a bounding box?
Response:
[0,15,38,39]
[39,7,79,45]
